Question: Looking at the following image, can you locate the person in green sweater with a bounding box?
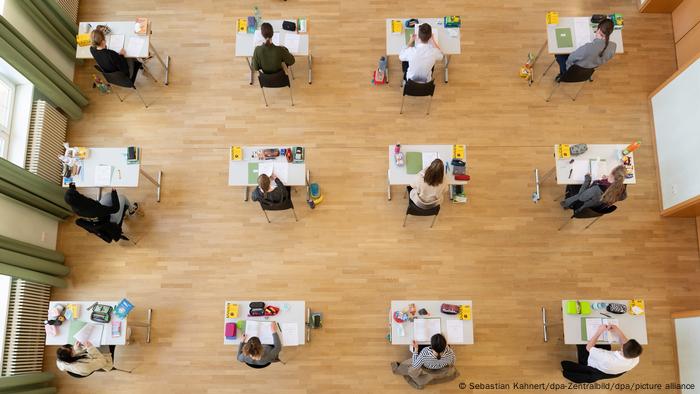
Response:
[252,22,295,74]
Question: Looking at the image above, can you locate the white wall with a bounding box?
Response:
[0,194,58,250]
[0,0,75,79]
[674,316,700,394]
[651,57,700,210]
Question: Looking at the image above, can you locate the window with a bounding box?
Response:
[0,74,15,159]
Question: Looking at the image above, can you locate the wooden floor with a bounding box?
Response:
[46,1,700,393]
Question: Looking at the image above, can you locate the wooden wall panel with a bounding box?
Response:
[676,24,700,67]
[672,0,700,42]
[640,0,684,13]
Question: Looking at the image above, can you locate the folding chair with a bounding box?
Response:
[400,79,435,115]
[94,65,148,108]
[545,64,595,102]
[258,70,293,107]
[258,187,298,223]
[403,199,440,228]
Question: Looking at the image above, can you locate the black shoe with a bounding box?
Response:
[555,74,561,83]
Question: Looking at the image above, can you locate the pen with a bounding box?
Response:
[568,168,573,179]
[601,312,612,318]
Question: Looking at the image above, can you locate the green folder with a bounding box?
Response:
[555,28,573,48]
[248,162,259,184]
[67,320,87,345]
[405,152,423,175]
[404,26,415,45]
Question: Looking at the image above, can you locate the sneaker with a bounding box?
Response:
[128,202,139,216]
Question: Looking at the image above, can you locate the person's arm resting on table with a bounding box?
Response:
[586,324,608,351]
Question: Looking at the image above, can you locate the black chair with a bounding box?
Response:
[403,199,440,228]
[94,65,148,108]
[257,187,298,223]
[245,362,271,369]
[400,79,435,115]
[546,65,595,102]
[559,205,617,231]
[561,361,624,383]
[67,371,92,378]
[258,70,293,107]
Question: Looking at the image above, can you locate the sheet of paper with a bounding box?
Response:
[94,165,112,186]
[589,159,608,180]
[245,320,275,344]
[413,318,441,342]
[445,320,464,343]
[258,162,274,177]
[254,29,280,46]
[574,19,592,49]
[273,162,289,183]
[569,159,589,181]
[280,323,299,346]
[422,152,438,169]
[283,33,301,53]
[74,323,103,345]
[125,36,146,57]
[586,318,619,342]
[108,34,125,52]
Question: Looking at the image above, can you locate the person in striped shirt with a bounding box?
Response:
[411,333,455,369]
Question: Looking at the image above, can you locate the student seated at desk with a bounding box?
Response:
[237,323,282,367]
[56,341,115,377]
[560,165,627,213]
[407,159,448,209]
[90,29,142,84]
[391,334,459,389]
[561,324,642,382]
[252,23,296,74]
[251,174,288,204]
[64,183,139,224]
[399,23,443,83]
[555,18,616,79]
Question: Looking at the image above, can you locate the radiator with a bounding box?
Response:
[55,0,79,24]
[25,100,68,185]
[1,279,51,376]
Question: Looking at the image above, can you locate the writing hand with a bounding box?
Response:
[271,323,278,333]
[411,340,418,352]
[119,48,126,56]
[85,341,94,348]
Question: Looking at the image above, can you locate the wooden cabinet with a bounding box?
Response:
[639,0,684,13]
[673,0,700,67]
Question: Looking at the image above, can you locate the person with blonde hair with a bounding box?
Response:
[90,28,141,83]
[561,164,627,213]
[237,323,282,367]
[407,159,448,209]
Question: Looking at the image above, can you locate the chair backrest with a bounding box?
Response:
[67,371,93,378]
[574,204,616,219]
[561,65,595,83]
[258,70,290,88]
[259,187,294,211]
[245,362,272,369]
[403,79,435,97]
[562,364,623,383]
[94,65,133,88]
[407,199,440,216]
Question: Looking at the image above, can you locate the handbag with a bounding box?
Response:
[282,21,296,31]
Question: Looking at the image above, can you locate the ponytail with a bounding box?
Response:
[598,19,614,57]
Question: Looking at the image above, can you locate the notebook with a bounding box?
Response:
[125,36,146,57]
[405,152,423,175]
[244,320,275,344]
[280,323,299,346]
[422,152,438,170]
[555,27,573,48]
[108,34,125,52]
[254,29,280,46]
[248,162,260,184]
[94,165,112,186]
[445,320,464,343]
[74,323,104,345]
[413,318,441,342]
[258,162,289,184]
[573,19,592,49]
[582,318,619,342]
[283,33,301,53]
[589,159,608,180]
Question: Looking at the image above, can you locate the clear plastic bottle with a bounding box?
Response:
[253,6,261,27]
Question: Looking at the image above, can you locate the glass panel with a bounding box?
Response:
[0,79,10,128]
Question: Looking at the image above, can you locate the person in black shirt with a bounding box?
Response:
[89,29,141,84]
[251,174,288,204]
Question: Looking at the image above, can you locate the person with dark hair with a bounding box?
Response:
[407,159,447,209]
[399,23,443,83]
[554,19,616,78]
[237,323,282,366]
[89,28,142,84]
[411,333,455,369]
[561,165,627,213]
[56,341,115,376]
[64,183,139,223]
[581,325,641,375]
[251,174,288,204]
[251,22,296,74]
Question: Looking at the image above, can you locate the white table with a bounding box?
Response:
[62,147,163,202]
[547,17,624,55]
[387,144,467,200]
[552,144,636,185]
[228,145,309,201]
[235,19,312,84]
[223,300,308,346]
[45,301,127,346]
[77,21,171,85]
[561,300,648,345]
[390,300,474,345]
[385,18,461,83]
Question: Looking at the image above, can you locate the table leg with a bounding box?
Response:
[244,186,249,202]
[540,165,556,183]
[385,55,389,84]
[387,169,392,201]
[139,60,159,83]
[245,57,254,85]
[306,307,311,343]
[308,54,313,84]
[444,55,450,83]
[129,308,153,344]
[149,42,170,85]
[139,168,162,202]
[531,40,548,84]
[306,169,310,200]
[97,187,103,200]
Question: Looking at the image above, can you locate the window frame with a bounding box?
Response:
[0,73,16,158]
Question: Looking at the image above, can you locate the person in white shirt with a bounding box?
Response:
[585,324,642,375]
[408,159,448,209]
[399,23,443,83]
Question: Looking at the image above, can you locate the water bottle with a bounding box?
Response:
[253,6,261,27]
